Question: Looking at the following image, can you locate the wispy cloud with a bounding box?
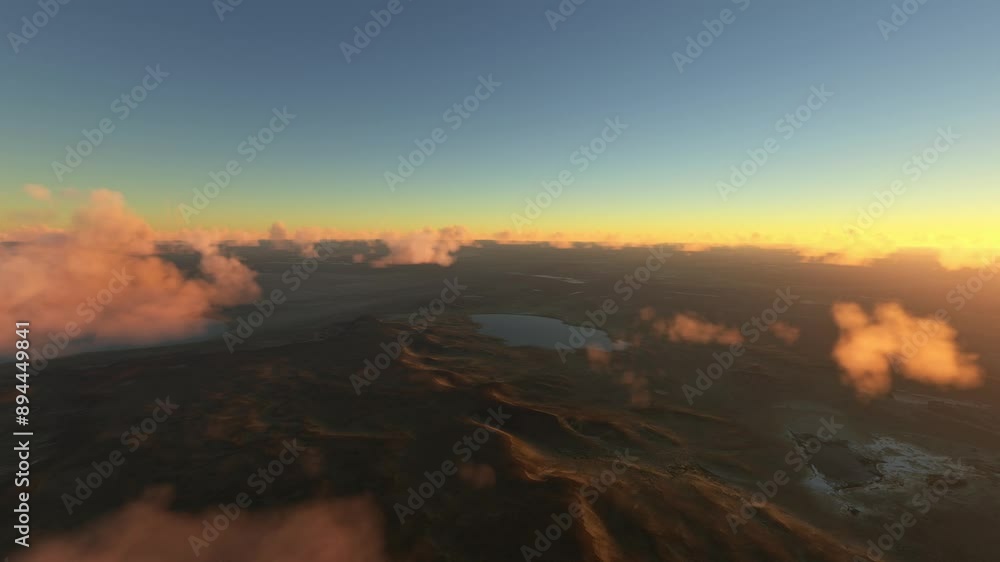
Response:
[23,183,52,201]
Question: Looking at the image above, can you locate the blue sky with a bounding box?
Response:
[2,0,998,241]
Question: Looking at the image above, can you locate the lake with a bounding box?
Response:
[471,314,625,351]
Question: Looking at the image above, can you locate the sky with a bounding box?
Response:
[2,0,998,249]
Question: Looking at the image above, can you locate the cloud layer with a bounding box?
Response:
[831,302,984,397]
[7,183,997,272]
[0,188,478,356]
[371,226,469,267]
[0,190,260,355]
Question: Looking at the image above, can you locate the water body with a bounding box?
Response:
[471,314,624,351]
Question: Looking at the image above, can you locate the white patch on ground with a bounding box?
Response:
[799,463,876,516]
[850,436,973,494]
[803,464,838,495]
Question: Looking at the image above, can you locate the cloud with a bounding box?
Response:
[935,248,997,272]
[19,494,387,562]
[0,190,260,355]
[621,369,651,407]
[0,225,63,244]
[653,313,743,345]
[831,302,984,397]
[371,226,469,267]
[489,230,650,250]
[585,345,613,369]
[4,206,994,272]
[677,242,713,253]
[168,223,470,266]
[166,227,264,249]
[269,221,289,241]
[23,183,52,201]
[771,321,801,345]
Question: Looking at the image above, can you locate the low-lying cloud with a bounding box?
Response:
[24,183,52,202]
[771,321,801,345]
[654,312,744,345]
[0,189,260,355]
[831,302,984,397]
[371,226,468,267]
[18,494,386,562]
[167,222,470,266]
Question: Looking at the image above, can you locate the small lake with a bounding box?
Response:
[471,314,625,351]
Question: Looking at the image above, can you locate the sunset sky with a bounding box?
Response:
[2,0,998,249]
